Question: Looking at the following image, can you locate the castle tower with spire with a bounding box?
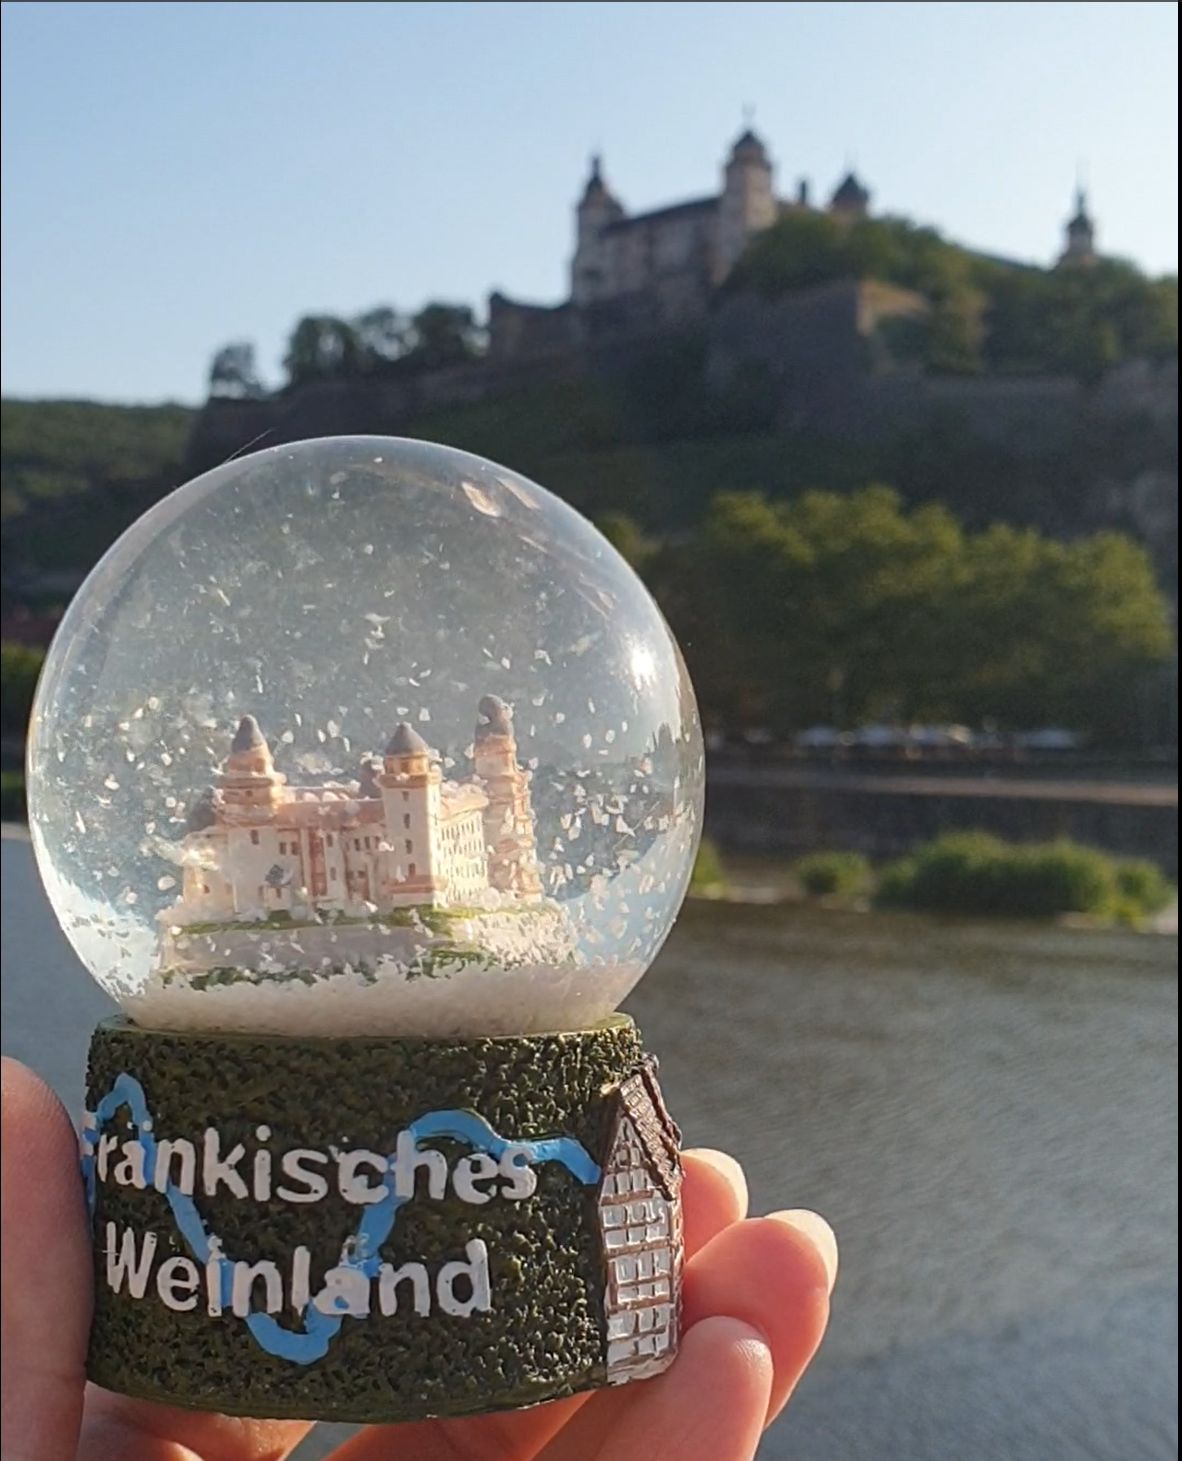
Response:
[377,722,445,902]
[715,126,778,280]
[473,697,543,898]
[571,155,626,306]
[829,169,871,222]
[1059,186,1098,267]
[216,715,286,817]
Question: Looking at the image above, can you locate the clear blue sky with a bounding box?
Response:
[2,0,1177,403]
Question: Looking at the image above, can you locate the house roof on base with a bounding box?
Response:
[607,1057,683,1199]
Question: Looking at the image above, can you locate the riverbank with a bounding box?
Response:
[706,759,1180,876]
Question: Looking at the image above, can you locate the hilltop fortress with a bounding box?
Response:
[490,131,888,360]
[489,131,1099,361]
[184,125,1174,486]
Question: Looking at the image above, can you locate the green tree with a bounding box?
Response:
[1,642,44,736]
[208,342,265,399]
[407,303,485,366]
[653,486,1172,742]
[354,306,411,369]
[730,213,1177,380]
[283,316,364,386]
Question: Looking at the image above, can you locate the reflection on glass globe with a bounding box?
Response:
[28,437,703,1037]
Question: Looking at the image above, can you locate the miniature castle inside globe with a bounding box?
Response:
[154,696,583,1021]
[176,699,541,924]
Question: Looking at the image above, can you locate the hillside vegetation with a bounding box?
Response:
[729,213,1179,378]
[1,399,192,583]
[1,220,1176,747]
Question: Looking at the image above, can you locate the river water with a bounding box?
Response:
[2,830,1176,1460]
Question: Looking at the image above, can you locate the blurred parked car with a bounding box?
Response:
[794,725,846,751]
[1014,728,1084,751]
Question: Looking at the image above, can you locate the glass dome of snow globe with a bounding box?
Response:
[27,436,703,1038]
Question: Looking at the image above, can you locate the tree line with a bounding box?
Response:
[208,303,485,399]
[1,486,1173,748]
[2,488,1172,747]
[209,215,1177,398]
[600,486,1174,744]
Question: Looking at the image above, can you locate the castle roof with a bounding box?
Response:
[438,781,490,818]
[831,171,870,209]
[231,715,267,753]
[385,722,430,757]
[730,127,770,164]
[602,196,715,235]
[1068,186,1093,230]
[197,774,488,835]
[580,155,622,211]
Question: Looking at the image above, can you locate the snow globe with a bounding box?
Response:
[26,435,704,1421]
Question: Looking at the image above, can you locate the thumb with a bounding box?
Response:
[2,1056,91,1461]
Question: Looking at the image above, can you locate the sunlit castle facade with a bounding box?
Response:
[170,697,542,926]
[567,128,872,310]
[488,126,875,359]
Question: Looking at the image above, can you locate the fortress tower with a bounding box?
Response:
[829,170,871,222]
[1059,186,1098,268]
[715,128,777,281]
[378,722,445,902]
[473,697,543,899]
[571,156,626,306]
[216,715,286,818]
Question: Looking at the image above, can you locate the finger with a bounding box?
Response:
[79,1390,313,1461]
[330,1147,752,1461]
[680,1149,748,1255]
[536,1206,835,1455]
[681,1210,835,1422]
[1,1056,91,1461]
[570,1317,772,1461]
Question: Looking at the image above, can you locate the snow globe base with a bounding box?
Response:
[82,1013,684,1423]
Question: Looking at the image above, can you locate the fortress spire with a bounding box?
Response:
[716,119,776,282]
[572,152,625,306]
[1059,180,1097,267]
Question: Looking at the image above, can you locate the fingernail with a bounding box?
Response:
[684,1148,750,1215]
[769,1208,839,1294]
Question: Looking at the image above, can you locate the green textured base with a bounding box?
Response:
[83,1015,683,1423]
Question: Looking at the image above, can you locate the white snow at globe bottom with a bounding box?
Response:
[26,437,704,1037]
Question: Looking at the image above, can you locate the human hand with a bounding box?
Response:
[2,1056,835,1461]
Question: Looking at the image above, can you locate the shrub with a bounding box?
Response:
[876,831,1122,918]
[0,771,26,822]
[875,856,919,908]
[794,851,872,898]
[689,837,728,898]
[1113,858,1174,916]
[1,642,44,736]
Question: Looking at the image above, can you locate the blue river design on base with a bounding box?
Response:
[82,1071,601,1364]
